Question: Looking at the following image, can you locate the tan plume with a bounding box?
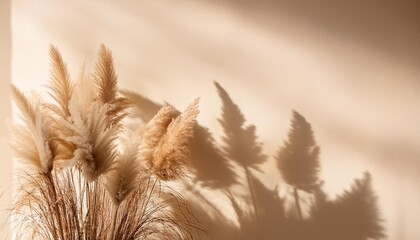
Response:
[93,44,118,104]
[47,45,73,118]
[44,46,78,167]
[140,105,177,169]
[68,101,118,181]
[11,85,36,129]
[11,86,53,173]
[149,98,200,180]
[93,44,130,128]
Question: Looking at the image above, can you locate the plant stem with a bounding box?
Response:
[47,173,66,239]
[244,167,259,224]
[293,187,303,221]
[111,204,120,239]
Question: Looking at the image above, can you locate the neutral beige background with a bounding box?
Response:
[2,0,420,239]
[0,0,12,238]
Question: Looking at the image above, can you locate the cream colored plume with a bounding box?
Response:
[141,98,199,180]
[46,67,95,170]
[140,105,176,168]
[105,138,140,205]
[67,100,118,181]
[46,45,73,119]
[93,44,130,128]
[11,85,53,174]
[43,46,78,167]
[60,46,127,180]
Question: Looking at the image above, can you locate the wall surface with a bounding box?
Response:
[0,0,12,238]
[6,0,420,239]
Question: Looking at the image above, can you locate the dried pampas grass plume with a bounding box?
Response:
[68,101,118,181]
[93,45,118,105]
[44,45,77,168]
[47,45,73,119]
[140,105,177,169]
[11,85,54,174]
[63,44,130,180]
[93,44,130,128]
[142,98,200,180]
[11,85,36,128]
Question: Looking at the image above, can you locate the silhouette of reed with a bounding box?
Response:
[276,110,321,221]
[214,82,267,224]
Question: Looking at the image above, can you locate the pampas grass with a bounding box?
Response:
[10,46,201,239]
[140,99,199,181]
[152,98,199,180]
[11,86,54,174]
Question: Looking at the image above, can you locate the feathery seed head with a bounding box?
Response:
[146,98,199,181]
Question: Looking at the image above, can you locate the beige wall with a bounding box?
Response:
[0,0,12,238]
[7,0,420,239]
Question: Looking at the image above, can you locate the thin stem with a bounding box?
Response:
[111,204,120,239]
[244,167,259,224]
[46,173,65,239]
[293,187,303,221]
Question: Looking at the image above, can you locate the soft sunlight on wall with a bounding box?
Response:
[5,0,420,239]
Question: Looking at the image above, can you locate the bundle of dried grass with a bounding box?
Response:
[9,46,202,239]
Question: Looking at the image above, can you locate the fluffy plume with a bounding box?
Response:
[47,45,73,118]
[68,101,118,181]
[44,46,78,167]
[93,45,118,104]
[148,98,200,180]
[47,69,94,169]
[93,44,130,128]
[11,85,36,129]
[105,139,140,205]
[11,85,53,173]
[140,105,177,169]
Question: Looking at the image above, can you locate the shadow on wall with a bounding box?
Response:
[123,82,386,240]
